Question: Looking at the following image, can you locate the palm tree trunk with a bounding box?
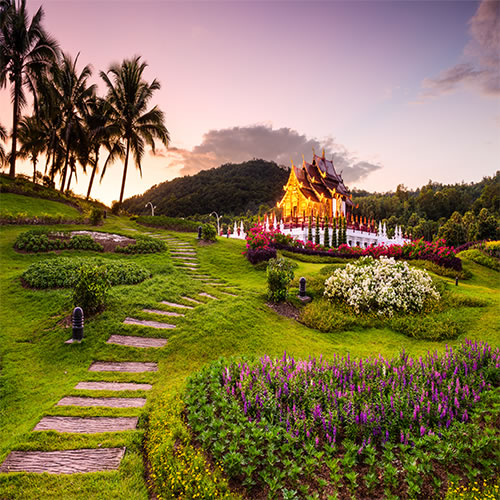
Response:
[119,139,130,204]
[32,157,37,183]
[9,78,21,178]
[86,148,99,200]
[66,166,73,192]
[60,134,71,191]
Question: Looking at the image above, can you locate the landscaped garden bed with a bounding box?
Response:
[183,342,499,499]
[13,229,166,254]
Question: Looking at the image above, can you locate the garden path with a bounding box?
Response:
[0,232,238,476]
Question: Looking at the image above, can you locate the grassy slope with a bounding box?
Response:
[0,192,80,217]
[0,217,498,499]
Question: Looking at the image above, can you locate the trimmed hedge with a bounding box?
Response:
[22,257,151,289]
[136,215,199,232]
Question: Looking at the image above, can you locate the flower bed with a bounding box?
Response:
[245,224,462,269]
[185,341,499,498]
[324,256,441,316]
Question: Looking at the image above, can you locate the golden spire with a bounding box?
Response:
[322,149,325,158]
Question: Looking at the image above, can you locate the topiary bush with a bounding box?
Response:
[72,265,110,315]
[245,247,277,265]
[115,236,166,254]
[267,256,295,302]
[88,207,103,225]
[22,257,150,289]
[201,223,217,242]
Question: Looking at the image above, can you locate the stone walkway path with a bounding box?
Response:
[0,231,239,476]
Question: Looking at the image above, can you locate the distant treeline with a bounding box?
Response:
[352,172,499,245]
[122,159,289,217]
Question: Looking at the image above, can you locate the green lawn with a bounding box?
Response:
[0,192,80,218]
[0,217,498,499]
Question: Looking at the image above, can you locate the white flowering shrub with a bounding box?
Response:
[324,256,440,316]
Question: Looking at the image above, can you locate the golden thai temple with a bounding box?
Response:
[277,151,353,222]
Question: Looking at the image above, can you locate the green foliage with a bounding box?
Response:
[22,257,150,289]
[389,315,461,340]
[115,236,166,254]
[315,215,320,245]
[267,257,295,302]
[72,265,110,315]
[308,215,313,242]
[460,249,500,271]
[14,229,103,253]
[201,223,217,242]
[438,211,467,247]
[324,216,330,248]
[121,159,289,216]
[136,214,199,232]
[331,219,338,248]
[411,259,471,280]
[88,206,103,225]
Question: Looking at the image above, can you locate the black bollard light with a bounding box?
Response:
[299,277,306,297]
[72,307,84,341]
[455,277,459,286]
[198,226,202,239]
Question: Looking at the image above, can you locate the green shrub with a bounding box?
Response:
[22,257,150,289]
[267,257,295,302]
[115,236,166,254]
[201,223,217,242]
[459,249,500,271]
[485,240,500,258]
[69,234,103,251]
[89,207,103,225]
[411,259,471,280]
[72,265,110,315]
[137,215,199,232]
[389,315,461,340]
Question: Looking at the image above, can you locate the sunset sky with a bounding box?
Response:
[1,0,499,206]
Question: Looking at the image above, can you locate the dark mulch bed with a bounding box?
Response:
[267,301,301,321]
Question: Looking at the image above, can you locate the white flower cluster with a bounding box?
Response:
[324,256,440,317]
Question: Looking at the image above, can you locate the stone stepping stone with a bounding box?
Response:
[142,308,184,317]
[34,416,138,434]
[57,397,146,408]
[199,292,218,300]
[181,296,203,304]
[0,448,126,474]
[203,282,224,286]
[89,361,158,373]
[107,335,168,348]
[123,317,175,329]
[219,291,238,297]
[160,300,194,309]
[75,381,152,391]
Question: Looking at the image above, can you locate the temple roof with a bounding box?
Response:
[303,162,331,200]
[294,165,319,202]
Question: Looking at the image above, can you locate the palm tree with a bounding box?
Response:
[0,0,58,177]
[17,114,45,182]
[84,96,123,199]
[0,122,7,166]
[49,52,95,191]
[100,56,169,204]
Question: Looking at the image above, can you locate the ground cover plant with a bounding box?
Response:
[21,257,151,288]
[185,343,499,499]
[15,229,104,252]
[459,248,500,271]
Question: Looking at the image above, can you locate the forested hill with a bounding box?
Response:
[122,160,289,216]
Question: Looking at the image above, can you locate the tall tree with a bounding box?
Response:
[0,122,7,166]
[84,96,123,199]
[49,52,95,191]
[0,0,58,177]
[16,114,45,182]
[100,56,169,204]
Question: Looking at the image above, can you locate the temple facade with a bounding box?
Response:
[277,152,352,221]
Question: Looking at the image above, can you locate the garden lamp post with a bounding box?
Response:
[145,202,156,216]
[210,212,221,235]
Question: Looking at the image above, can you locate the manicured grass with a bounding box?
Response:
[0,216,498,499]
[0,192,81,218]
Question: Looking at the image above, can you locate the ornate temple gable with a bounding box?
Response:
[294,165,319,202]
[303,161,331,201]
